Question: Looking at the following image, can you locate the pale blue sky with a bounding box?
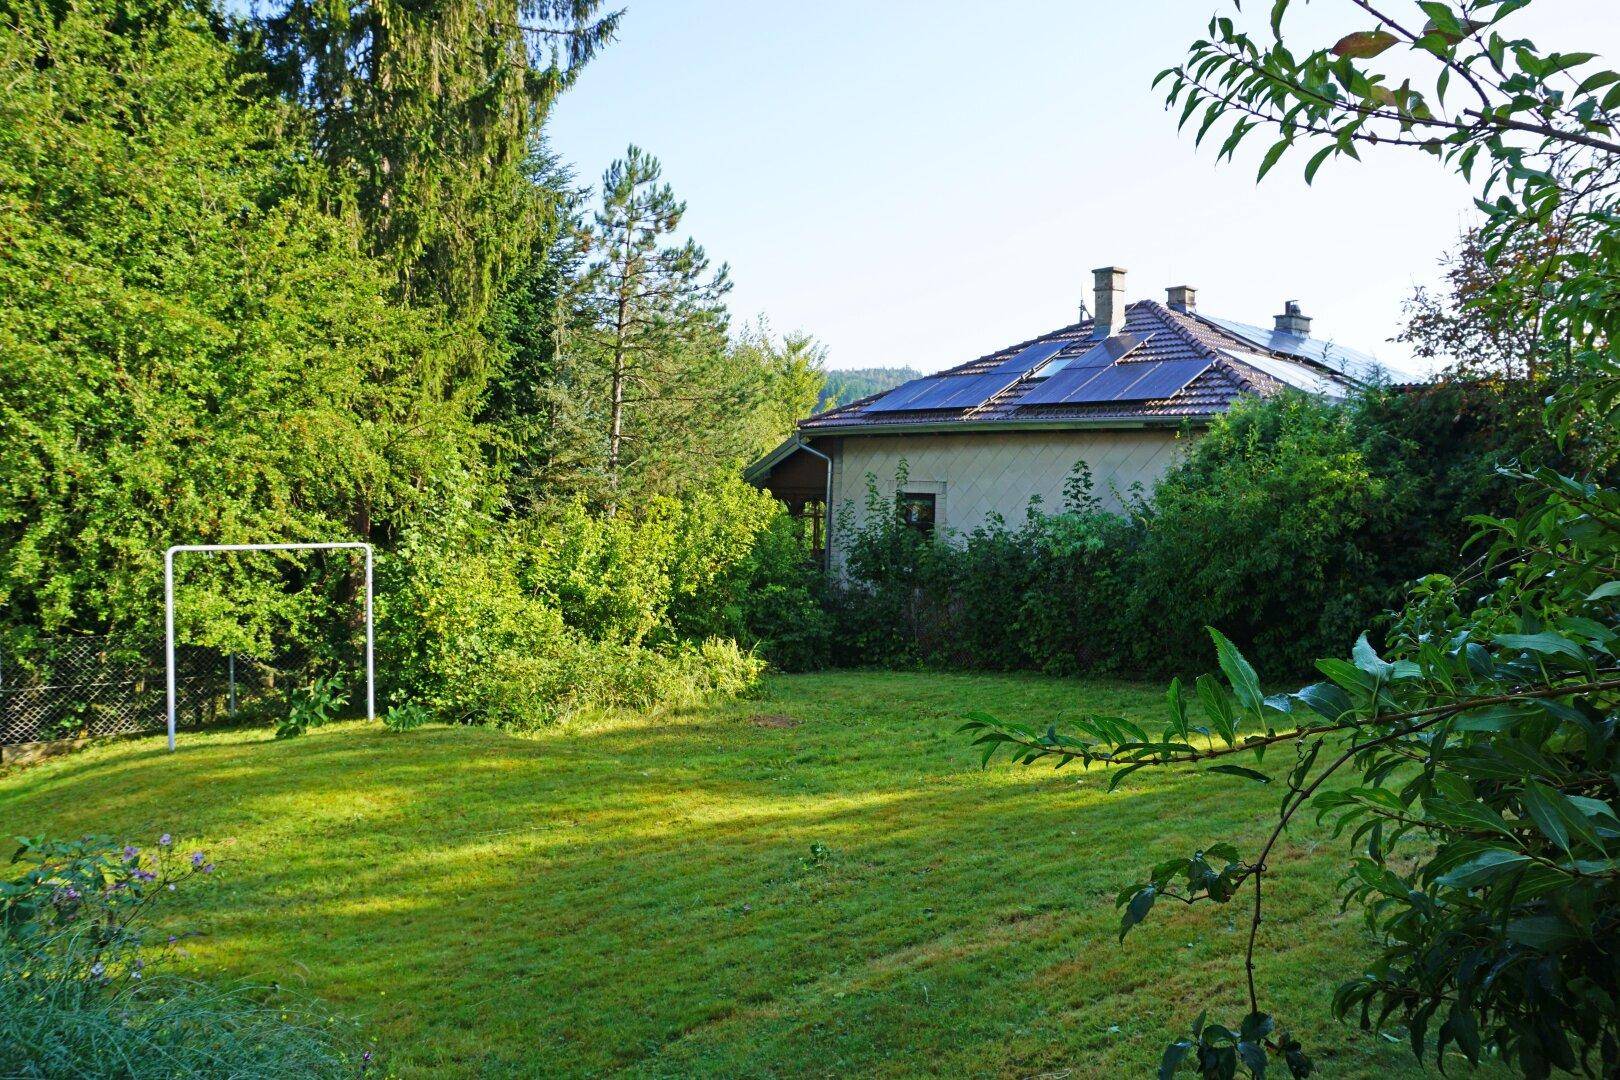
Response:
[549,1,1618,373]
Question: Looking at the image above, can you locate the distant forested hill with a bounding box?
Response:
[816,367,921,413]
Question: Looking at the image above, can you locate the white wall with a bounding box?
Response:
[828,428,1192,567]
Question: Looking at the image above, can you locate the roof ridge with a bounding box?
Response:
[1136,299,1236,362]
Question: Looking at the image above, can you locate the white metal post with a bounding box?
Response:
[165,547,176,751]
[364,545,375,722]
[165,542,373,751]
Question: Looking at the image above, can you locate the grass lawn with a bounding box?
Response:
[0,672,1457,1078]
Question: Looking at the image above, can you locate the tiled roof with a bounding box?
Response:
[800,300,1371,433]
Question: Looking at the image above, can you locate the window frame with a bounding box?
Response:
[898,490,937,538]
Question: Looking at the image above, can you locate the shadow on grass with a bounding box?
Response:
[0,674,1446,1079]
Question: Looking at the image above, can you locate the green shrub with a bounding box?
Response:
[382,701,432,732]
[379,484,790,727]
[829,465,947,667]
[831,389,1562,678]
[1015,507,1144,675]
[1130,394,1384,675]
[1,836,367,1078]
[275,674,351,739]
[729,515,833,672]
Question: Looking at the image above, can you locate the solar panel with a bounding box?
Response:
[1030,331,1149,384]
[865,371,1023,412]
[1018,358,1210,407]
[1072,332,1148,369]
[1228,351,1348,398]
[1111,359,1210,401]
[1201,316,1405,383]
[864,375,942,412]
[1017,364,1109,406]
[1060,363,1158,403]
[990,338,1073,375]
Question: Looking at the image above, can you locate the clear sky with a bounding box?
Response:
[548,1,1619,374]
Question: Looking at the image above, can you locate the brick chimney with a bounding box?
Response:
[1275,300,1312,336]
[1091,266,1127,339]
[1166,285,1196,313]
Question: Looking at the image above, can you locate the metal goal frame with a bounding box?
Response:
[165,543,373,751]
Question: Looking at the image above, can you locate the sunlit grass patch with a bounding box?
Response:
[0,672,1478,1077]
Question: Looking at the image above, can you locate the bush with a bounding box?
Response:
[830,387,1567,678]
[728,515,834,672]
[1,836,367,1078]
[1015,506,1144,675]
[379,480,806,727]
[1130,394,1384,676]
[382,701,432,732]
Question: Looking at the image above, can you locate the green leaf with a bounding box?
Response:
[1196,673,1238,746]
[1522,780,1572,853]
[1256,136,1291,182]
[1435,848,1531,888]
[1209,627,1264,716]
[1332,30,1399,58]
[1314,658,1373,694]
[1524,781,1605,853]
[1159,1039,1193,1080]
[1453,703,1534,732]
[1504,915,1576,949]
[1167,677,1189,737]
[1424,794,1517,838]
[1351,634,1393,681]
[1494,632,1587,661]
[1294,681,1352,722]
[1210,764,1272,783]
[1269,0,1290,37]
[1303,143,1336,185]
[1120,886,1156,941]
[1237,1039,1269,1076]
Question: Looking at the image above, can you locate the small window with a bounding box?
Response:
[899,492,936,537]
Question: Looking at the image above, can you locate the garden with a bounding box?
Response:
[4,0,1620,1076]
[0,672,1473,1078]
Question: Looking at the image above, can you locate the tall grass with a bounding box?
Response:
[1,838,368,1078]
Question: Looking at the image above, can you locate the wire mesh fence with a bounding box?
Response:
[0,637,282,747]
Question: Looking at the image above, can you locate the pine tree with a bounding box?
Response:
[577,146,732,513]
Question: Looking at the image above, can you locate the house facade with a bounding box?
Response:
[747,266,1402,569]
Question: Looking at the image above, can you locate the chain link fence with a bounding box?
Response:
[0,637,286,747]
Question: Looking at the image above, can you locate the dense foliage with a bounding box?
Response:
[378,478,826,725]
[0,0,824,730]
[1,835,367,1076]
[834,383,1558,677]
[0,0,464,661]
[959,0,1620,1075]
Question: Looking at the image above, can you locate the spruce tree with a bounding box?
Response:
[251,1,618,366]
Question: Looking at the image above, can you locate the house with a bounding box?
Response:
[746,266,1406,568]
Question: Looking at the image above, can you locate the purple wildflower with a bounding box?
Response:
[123,845,140,862]
[202,863,215,874]
[133,869,156,882]
[190,851,206,867]
[158,833,172,847]
[167,935,177,944]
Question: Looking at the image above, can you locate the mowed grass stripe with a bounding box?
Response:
[0,672,1475,1077]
